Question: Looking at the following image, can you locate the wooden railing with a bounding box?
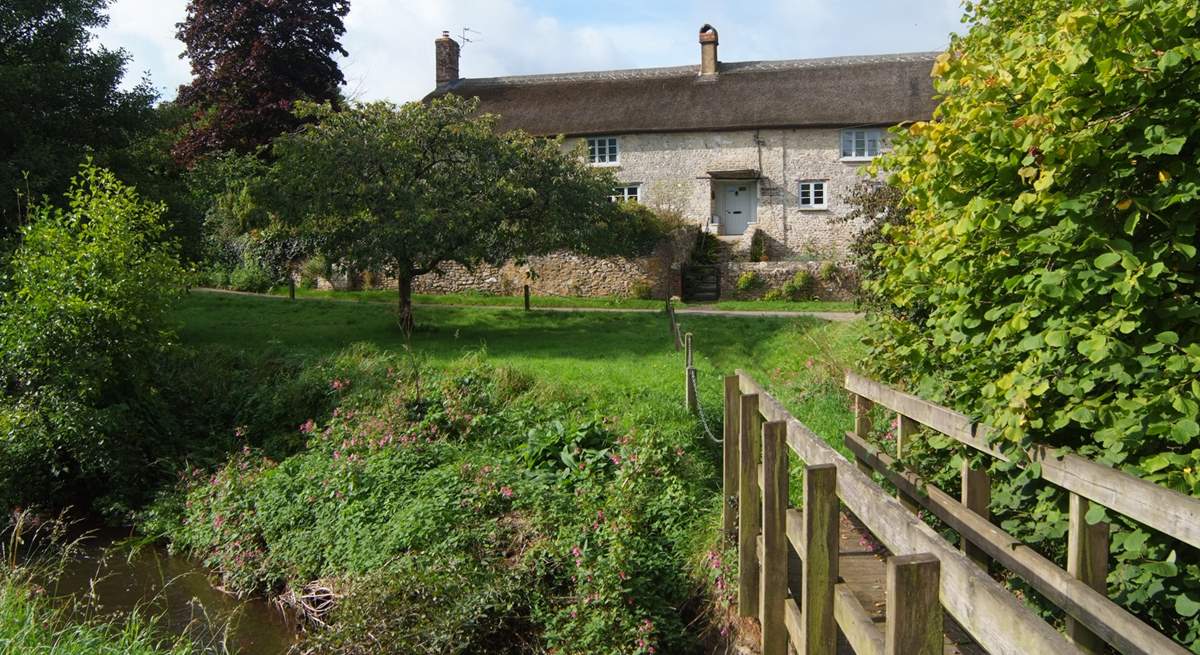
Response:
[843,371,1198,655]
[725,371,1096,655]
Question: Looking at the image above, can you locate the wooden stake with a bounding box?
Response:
[760,421,788,655]
[961,459,991,569]
[738,393,762,618]
[885,553,942,655]
[803,464,838,655]
[1067,493,1110,655]
[853,394,874,477]
[523,284,530,311]
[722,376,740,543]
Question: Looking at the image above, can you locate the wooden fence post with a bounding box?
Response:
[523,284,531,311]
[853,394,874,476]
[803,464,838,655]
[685,366,697,413]
[1067,493,1110,655]
[760,421,788,655]
[885,553,942,655]
[897,414,921,512]
[738,394,762,618]
[722,376,740,543]
[961,459,992,569]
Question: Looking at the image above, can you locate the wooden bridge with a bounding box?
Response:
[665,304,1199,655]
[715,370,1199,655]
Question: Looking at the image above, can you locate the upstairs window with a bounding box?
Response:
[610,185,640,203]
[797,180,827,209]
[587,136,619,165]
[841,128,882,160]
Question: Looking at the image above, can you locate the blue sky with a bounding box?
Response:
[97,0,967,102]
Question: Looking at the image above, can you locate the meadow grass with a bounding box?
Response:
[0,580,192,655]
[178,292,863,451]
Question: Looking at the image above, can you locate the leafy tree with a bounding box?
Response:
[831,180,913,314]
[0,0,156,231]
[173,0,350,166]
[0,164,185,511]
[867,0,1200,646]
[263,96,654,332]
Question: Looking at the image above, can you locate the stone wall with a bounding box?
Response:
[321,228,697,299]
[719,261,857,301]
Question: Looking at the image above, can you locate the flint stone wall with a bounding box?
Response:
[719,261,857,301]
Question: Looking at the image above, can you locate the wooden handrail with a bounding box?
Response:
[844,371,1200,550]
[846,431,1188,655]
[736,370,1078,655]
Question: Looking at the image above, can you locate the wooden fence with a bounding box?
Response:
[710,369,1197,655]
[842,371,1198,655]
[667,301,1196,653]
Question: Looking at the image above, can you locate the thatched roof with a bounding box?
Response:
[424,53,940,137]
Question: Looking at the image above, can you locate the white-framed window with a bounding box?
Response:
[840,128,882,160]
[797,180,827,209]
[587,136,619,165]
[610,185,640,203]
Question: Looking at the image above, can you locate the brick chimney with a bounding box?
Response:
[435,31,460,85]
[699,24,719,75]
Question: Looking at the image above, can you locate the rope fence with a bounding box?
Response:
[667,300,721,443]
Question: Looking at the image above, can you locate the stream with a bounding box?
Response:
[45,528,298,654]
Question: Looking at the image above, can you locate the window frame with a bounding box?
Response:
[840,128,883,161]
[797,179,828,210]
[610,184,641,203]
[587,136,620,166]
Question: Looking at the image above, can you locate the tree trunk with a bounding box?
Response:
[288,274,296,301]
[397,274,414,335]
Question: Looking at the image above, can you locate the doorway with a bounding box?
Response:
[716,182,757,235]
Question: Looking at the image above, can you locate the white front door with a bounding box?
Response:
[721,183,755,235]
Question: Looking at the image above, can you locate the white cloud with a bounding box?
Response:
[93,0,964,103]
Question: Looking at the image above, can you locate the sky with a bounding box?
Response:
[97,0,968,103]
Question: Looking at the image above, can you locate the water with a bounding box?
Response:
[46,528,299,654]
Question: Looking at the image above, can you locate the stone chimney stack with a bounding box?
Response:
[699,24,719,75]
[435,31,460,85]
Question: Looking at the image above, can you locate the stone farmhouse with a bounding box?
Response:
[415,25,939,300]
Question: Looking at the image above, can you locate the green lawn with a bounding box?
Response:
[180,292,863,450]
[257,287,856,314]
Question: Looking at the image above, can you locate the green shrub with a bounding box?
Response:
[817,261,839,283]
[771,269,813,301]
[0,165,185,512]
[735,271,762,294]
[299,255,329,289]
[228,261,274,292]
[147,351,711,654]
[748,230,767,262]
[867,0,1200,646]
[629,279,654,300]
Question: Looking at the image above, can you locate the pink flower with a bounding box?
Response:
[234,426,246,438]
[299,419,315,434]
[333,451,341,460]
[609,453,622,466]
[500,486,514,498]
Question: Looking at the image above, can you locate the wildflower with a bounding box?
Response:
[333,451,341,461]
[500,486,514,498]
[609,453,622,466]
[234,425,246,438]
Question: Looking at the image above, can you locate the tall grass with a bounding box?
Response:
[0,511,204,655]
